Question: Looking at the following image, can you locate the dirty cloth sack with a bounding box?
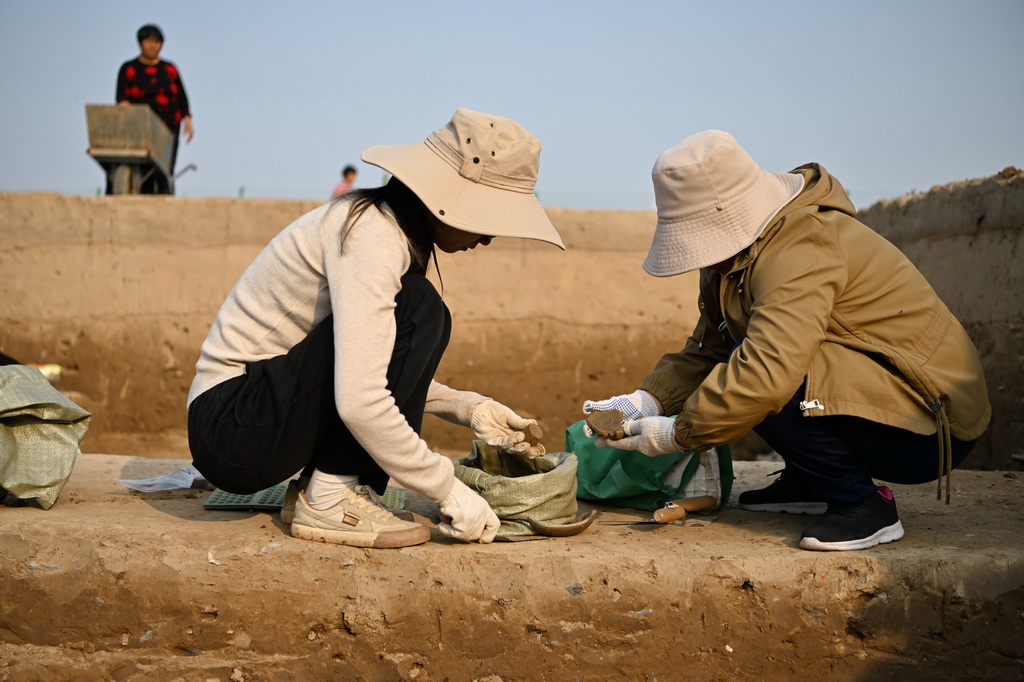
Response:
[0,365,91,509]
[453,440,579,537]
[566,419,733,512]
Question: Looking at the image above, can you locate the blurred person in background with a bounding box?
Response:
[332,165,358,198]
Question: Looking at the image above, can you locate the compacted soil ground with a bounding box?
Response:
[1,453,1022,681]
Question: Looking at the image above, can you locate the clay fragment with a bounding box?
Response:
[524,422,543,446]
[586,408,625,440]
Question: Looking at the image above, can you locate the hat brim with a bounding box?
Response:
[362,142,565,250]
[643,171,805,277]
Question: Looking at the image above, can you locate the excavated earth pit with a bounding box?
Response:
[1,175,1022,679]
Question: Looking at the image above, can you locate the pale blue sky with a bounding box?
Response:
[1,1,1021,209]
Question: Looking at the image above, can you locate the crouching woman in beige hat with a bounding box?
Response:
[584,130,989,551]
[187,109,564,548]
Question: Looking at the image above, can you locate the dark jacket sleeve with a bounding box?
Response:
[115,62,128,103]
[175,67,191,119]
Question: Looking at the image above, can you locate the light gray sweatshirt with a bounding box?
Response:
[187,202,486,501]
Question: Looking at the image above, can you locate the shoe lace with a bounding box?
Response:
[347,485,394,521]
[823,498,876,521]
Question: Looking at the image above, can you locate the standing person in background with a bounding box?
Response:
[116,23,193,193]
[332,165,358,198]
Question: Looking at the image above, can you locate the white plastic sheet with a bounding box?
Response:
[115,465,210,492]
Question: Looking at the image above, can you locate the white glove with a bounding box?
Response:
[582,389,661,419]
[470,399,545,457]
[437,478,499,543]
[596,416,681,457]
[582,390,661,436]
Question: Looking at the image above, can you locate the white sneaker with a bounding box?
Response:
[282,476,413,525]
[290,486,429,548]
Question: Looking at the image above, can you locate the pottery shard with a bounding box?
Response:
[524,422,543,446]
[586,408,625,440]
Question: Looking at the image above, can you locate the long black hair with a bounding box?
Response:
[334,177,435,274]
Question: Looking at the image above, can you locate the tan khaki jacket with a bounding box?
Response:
[640,164,990,451]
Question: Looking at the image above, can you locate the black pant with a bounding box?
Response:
[754,383,976,505]
[188,272,451,495]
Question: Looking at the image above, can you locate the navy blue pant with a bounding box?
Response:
[754,384,976,505]
[188,272,451,496]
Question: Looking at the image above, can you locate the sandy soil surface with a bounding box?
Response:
[1,455,1021,681]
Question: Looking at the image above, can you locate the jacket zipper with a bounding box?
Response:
[697,299,706,349]
[718,274,732,346]
[800,369,824,415]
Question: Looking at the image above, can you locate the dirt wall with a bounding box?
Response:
[1,175,1019,467]
[0,194,699,458]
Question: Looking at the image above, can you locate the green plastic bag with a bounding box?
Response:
[565,419,733,512]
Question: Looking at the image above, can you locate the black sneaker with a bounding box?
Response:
[738,470,828,515]
[799,487,905,551]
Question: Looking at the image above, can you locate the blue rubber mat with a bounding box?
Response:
[203,484,406,511]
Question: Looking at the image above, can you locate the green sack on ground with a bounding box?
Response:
[0,365,91,509]
[453,440,579,537]
[565,419,733,512]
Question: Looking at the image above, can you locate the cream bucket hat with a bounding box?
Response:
[362,108,564,249]
[643,130,805,276]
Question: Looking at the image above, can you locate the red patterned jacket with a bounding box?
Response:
[116,57,191,133]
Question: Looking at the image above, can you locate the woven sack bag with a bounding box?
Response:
[453,440,582,538]
[0,365,91,509]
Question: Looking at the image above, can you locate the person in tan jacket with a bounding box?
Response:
[584,130,990,551]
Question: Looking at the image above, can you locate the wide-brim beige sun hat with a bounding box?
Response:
[361,108,564,249]
[643,130,805,277]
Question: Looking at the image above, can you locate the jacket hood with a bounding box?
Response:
[783,163,856,217]
[740,164,855,261]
